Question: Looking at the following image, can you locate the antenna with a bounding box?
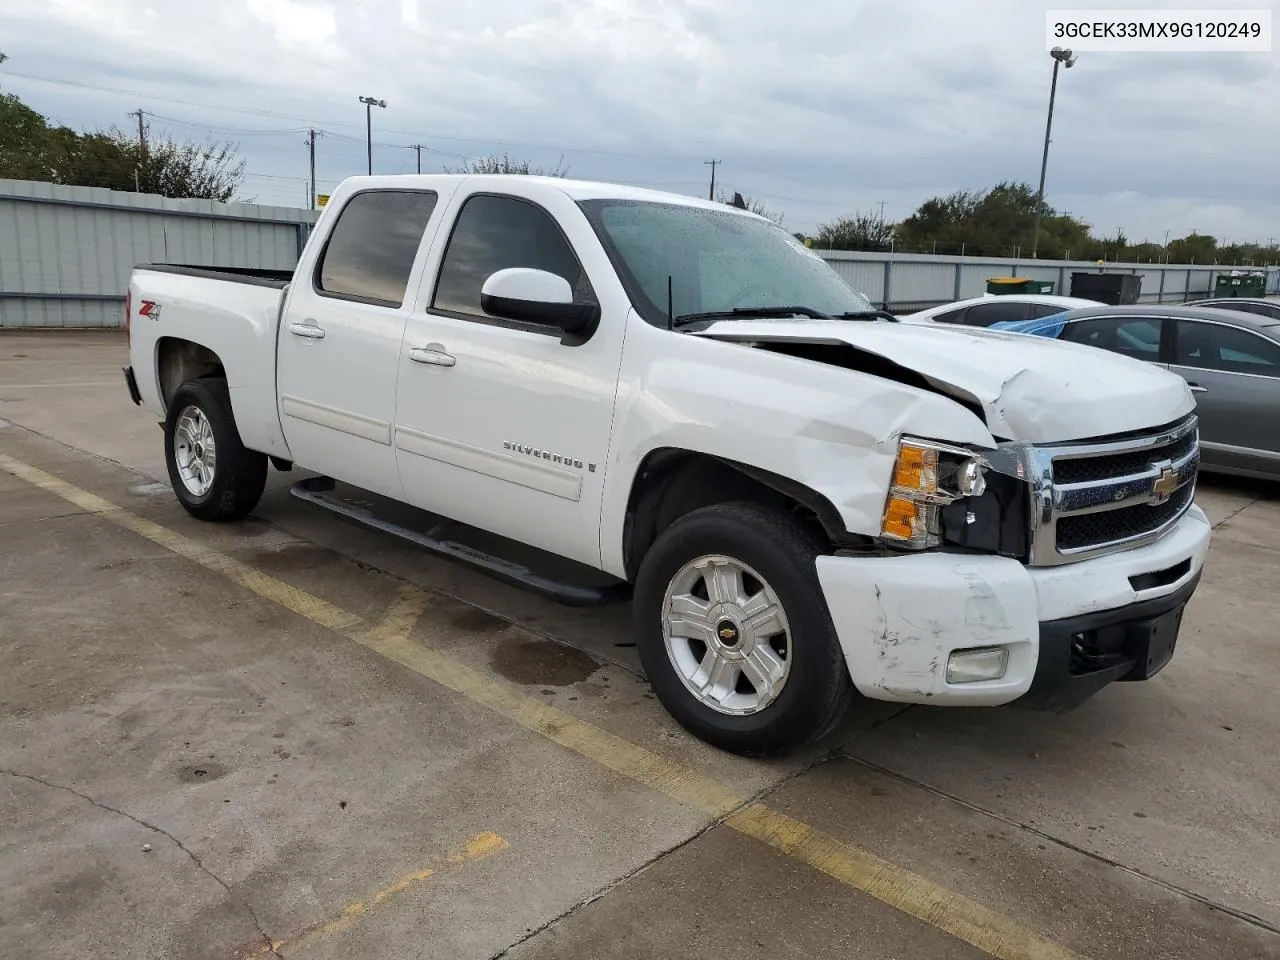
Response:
[667,276,674,330]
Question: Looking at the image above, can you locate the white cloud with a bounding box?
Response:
[1,0,1277,241]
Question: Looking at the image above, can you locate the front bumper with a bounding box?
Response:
[814,504,1211,707]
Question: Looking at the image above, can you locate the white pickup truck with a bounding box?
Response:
[123,174,1210,756]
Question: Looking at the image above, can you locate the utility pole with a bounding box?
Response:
[1031,47,1078,259]
[877,200,886,222]
[704,159,720,201]
[411,144,423,174]
[130,109,148,189]
[358,96,386,175]
[306,129,322,209]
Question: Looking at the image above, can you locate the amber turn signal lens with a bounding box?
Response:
[892,444,938,493]
[882,497,918,540]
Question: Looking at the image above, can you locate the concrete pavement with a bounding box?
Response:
[1,329,1278,959]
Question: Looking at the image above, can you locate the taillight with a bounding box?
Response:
[125,290,131,346]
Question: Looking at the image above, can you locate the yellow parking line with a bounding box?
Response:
[363,584,434,644]
[239,832,509,958]
[0,454,360,633]
[727,805,1075,960]
[0,453,1080,960]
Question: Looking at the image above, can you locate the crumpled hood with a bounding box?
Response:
[693,319,1195,443]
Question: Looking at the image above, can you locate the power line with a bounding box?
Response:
[0,69,726,163]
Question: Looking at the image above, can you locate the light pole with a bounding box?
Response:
[358,95,386,175]
[1031,46,1077,259]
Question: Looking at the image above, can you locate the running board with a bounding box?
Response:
[289,476,630,607]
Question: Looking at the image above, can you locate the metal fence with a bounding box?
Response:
[815,249,1280,313]
[0,179,318,328]
[2,177,1276,327]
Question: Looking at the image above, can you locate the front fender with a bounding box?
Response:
[599,321,996,576]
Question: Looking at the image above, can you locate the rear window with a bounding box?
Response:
[317,190,438,307]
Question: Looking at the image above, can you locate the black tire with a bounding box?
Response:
[633,502,854,757]
[164,377,267,522]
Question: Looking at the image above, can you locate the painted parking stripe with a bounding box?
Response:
[0,453,1079,960]
[237,832,509,958]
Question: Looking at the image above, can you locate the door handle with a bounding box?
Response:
[1187,383,1208,394]
[410,345,456,367]
[289,320,326,340]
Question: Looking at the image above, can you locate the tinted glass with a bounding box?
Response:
[930,306,970,324]
[317,191,438,306]
[433,195,594,316]
[1029,302,1071,318]
[578,199,874,325]
[1175,320,1280,374]
[1242,302,1280,320]
[963,301,1039,326]
[1063,316,1161,359]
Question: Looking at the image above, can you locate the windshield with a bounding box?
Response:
[577,199,875,327]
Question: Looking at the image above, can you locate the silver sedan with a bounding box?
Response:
[991,304,1280,481]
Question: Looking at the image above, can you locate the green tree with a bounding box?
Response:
[815,211,895,251]
[0,80,245,201]
[895,181,1094,258]
[1167,233,1217,264]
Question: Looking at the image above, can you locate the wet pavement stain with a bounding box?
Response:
[447,605,509,633]
[245,543,335,572]
[489,636,600,686]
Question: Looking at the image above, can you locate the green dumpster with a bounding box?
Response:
[986,277,1055,296]
[1213,273,1267,298]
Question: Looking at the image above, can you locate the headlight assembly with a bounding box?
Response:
[880,437,990,550]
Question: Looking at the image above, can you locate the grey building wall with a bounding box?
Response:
[816,249,1280,312]
[0,179,318,328]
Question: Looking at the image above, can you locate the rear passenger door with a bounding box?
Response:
[1169,319,1280,471]
[277,189,444,497]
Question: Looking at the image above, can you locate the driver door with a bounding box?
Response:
[391,188,626,568]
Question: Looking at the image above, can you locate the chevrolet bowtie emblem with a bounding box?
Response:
[719,627,737,640]
[1151,465,1178,503]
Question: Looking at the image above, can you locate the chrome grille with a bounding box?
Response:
[1028,415,1200,566]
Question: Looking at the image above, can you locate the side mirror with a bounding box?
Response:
[480,268,600,341]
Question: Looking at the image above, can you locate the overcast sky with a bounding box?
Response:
[2,0,1276,243]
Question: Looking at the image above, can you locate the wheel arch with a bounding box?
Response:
[620,447,864,582]
[155,337,226,411]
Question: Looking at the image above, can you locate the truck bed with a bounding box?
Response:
[136,263,294,288]
[128,264,293,460]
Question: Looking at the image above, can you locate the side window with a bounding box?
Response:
[1062,316,1161,360]
[433,194,595,318]
[964,301,1040,326]
[317,191,438,307]
[1175,320,1280,375]
[1029,302,1070,318]
[930,306,970,325]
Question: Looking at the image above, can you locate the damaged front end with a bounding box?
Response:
[874,435,1032,562]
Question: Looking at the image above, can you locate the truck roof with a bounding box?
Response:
[330,174,761,215]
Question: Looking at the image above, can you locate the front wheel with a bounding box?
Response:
[164,377,267,522]
[633,502,854,757]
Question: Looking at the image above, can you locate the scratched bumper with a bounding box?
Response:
[813,505,1211,707]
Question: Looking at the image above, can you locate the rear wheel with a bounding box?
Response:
[164,377,267,522]
[633,502,854,756]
